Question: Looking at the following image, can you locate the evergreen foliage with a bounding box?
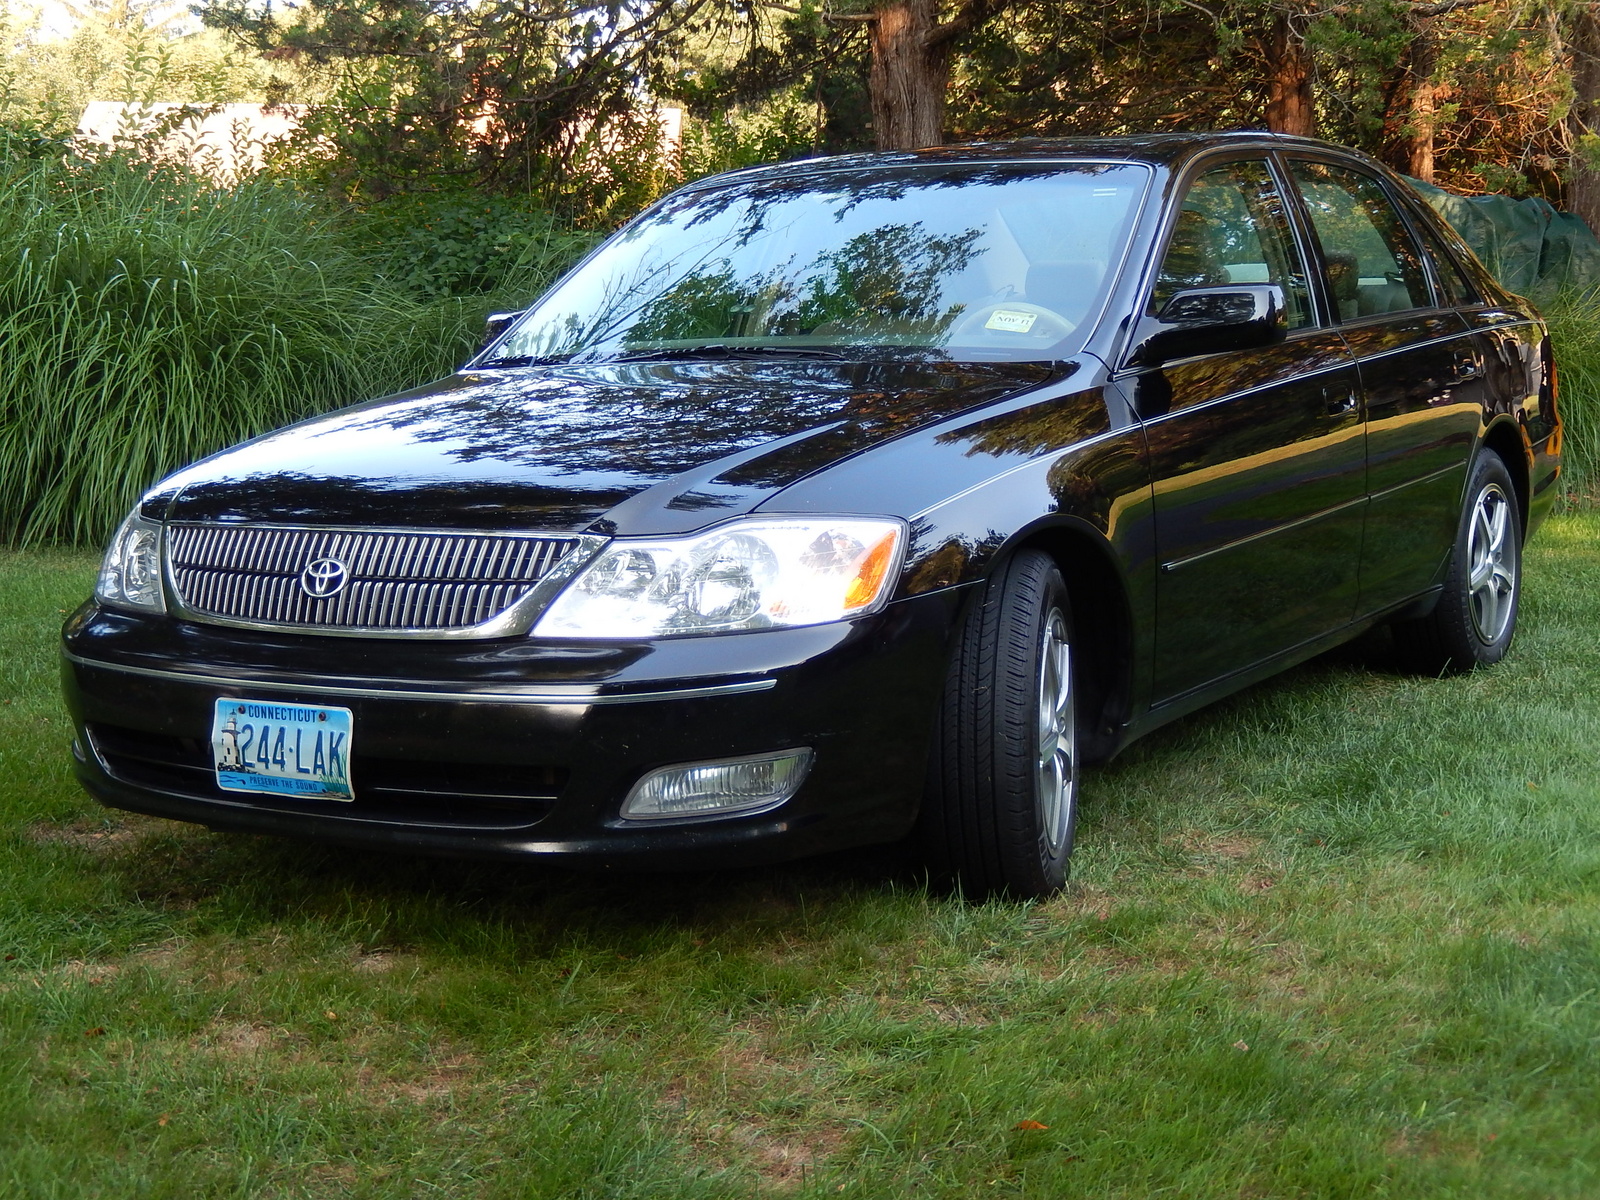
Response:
[196,0,740,218]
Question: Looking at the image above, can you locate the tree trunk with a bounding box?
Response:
[1406,32,1437,183]
[1263,13,1315,137]
[868,0,951,149]
[1569,1,1600,234]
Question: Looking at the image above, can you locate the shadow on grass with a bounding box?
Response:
[101,811,938,959]
[89,621,1417,958]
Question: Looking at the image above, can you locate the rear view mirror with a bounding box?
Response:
[1129,285,1285,367]
[479,310,524,353]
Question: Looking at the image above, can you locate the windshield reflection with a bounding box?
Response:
[489,162,1150,365]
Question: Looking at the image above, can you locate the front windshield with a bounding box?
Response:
[488,161,1151,365]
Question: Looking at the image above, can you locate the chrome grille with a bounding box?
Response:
[166,524,585,634]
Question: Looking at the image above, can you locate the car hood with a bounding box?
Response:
[154,358,1060,534]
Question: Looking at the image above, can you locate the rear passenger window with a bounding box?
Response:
[1152,160,1313,330]
[1411,217,1479,306]
[1289,161,1433,321]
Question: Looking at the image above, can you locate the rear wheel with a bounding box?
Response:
[1392,450,1521,674]
[920,549,1079,900]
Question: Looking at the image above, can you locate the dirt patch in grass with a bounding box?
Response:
[1044,882,1121,922]
[191,1013,482,1110]
[2,957,125,993]
[922,997,993,1027]
[200,1019,280,1057]
[347,947,427,982]
[388,1051,478,1105]
[26,814,170,853]
[728,1119,848,1187]
[1172,829,1265,867]
[661,1018,856,1189]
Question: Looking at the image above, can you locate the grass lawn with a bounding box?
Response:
[3,519,1599,1198]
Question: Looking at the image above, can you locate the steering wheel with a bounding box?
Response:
[950,301,1076,344]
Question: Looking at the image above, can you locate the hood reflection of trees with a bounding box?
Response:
[324,360,1051,481]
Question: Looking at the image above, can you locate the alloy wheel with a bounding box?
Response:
[1467,482,1516,644]
[1035,608,1076,854]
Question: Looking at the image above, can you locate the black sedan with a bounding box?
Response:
[64,132,1560,898]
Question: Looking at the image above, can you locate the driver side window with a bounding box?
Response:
[1152,160,1313,331]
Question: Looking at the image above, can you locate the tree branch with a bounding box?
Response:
[1408,0,1490,17]
[926,0,1012,52]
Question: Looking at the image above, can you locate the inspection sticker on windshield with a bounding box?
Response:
[211,699,354,801]
[985,308,1038,333]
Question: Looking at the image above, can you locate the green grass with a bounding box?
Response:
[5,519,1600,1197]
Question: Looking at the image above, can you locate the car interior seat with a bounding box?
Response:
[1357,276,1419,316]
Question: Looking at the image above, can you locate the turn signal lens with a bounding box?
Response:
[95,511,166,614]
[843,531,899,612]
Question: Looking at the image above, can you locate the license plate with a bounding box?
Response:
[210,699,354,801]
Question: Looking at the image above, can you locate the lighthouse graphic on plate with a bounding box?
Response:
[216,709,243,771]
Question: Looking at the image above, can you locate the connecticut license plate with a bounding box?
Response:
[210,699,354,801]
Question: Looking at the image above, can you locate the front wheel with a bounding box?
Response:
[1392,450,1522,674]
[920,550,1079,900]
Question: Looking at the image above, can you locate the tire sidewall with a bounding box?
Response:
[1008,557,1077,894]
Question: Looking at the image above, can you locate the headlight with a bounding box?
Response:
[532,517,904,639]
[95,511,166,614]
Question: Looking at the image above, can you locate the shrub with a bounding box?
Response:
[0,155,510,546]
[1542,290,1600,504]
[357,190,596,300]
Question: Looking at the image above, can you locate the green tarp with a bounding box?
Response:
[1404,175,1600,295]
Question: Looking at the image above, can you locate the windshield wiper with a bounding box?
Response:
[473,353,574,368]
[606,344,851,363]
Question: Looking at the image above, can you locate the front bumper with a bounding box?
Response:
[61,588,966,868]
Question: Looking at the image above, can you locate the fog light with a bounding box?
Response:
[622,749,814,820]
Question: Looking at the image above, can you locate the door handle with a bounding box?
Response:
[1323,385,1359,416]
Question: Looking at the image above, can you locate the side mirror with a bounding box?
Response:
[479,310,524,353]
[1128,285,1285,367]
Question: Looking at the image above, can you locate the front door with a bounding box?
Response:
[1137,158,1367,703]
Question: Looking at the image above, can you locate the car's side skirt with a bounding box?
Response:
[1108,586,1444,756]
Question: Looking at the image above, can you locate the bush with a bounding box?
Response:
[357,190,596,300]
[0,154,589,547]
[1542,290,1600,504]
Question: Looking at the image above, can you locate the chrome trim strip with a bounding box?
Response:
[1366,462,1463,504]
[686,156,1158,193]
[1160,492,1368,573]
[1122,352,1359,427]
[1124,324,1484,431]
[1344,325,1478,367]
[64,652,776,705]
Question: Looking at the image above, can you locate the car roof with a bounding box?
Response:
[689,132,1361,191]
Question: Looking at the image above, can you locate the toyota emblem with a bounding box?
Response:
[300,557,350,598]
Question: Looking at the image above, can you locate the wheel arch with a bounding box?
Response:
[1479,416,1531,539]
[1005,519,1136,765]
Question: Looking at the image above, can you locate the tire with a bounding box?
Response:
[920,549,1079,900]
[1392,450,1522,675]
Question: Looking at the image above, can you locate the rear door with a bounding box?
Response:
[1282,157,1482,615]
[1136,157,1366,702]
